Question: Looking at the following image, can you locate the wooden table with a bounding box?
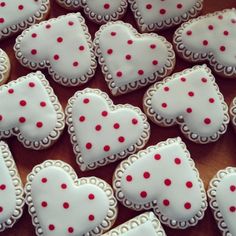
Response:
[1,0,236,235]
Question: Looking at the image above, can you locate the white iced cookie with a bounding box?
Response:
[174,8,236,78]
[0,0,50,40]
[230,97,236,133]
[25,160,118,236]
[208,167,236,236]
[129,0,203,32]
[0,71,65,150]
[102,212,166,236]
[143,65,229,144]
[94,21,175,96]
[0,141,24,232]
[65,88,150,171]
[113,137,207,229]
[14,13,97,87]
[0,49,10,85]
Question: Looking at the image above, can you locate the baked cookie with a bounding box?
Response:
[129,0,203,32]
[102,212,166,236]
[0,49,10,85]
[0,141,24,232]
[230,97,236,132]
[94,21,175,96]
[208,167,236,236]
[113,137,207,229]
[143,65,229,144]
[65,88,150,171]
[25,160,118,236]
[174,9,236,78]
[0,0,50,40]
[0,71,65,150]
[14,13,97,87]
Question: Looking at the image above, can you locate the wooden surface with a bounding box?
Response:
[1,0,236,235]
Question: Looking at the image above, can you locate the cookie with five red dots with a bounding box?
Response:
[143,65,229,144]
[65,88,150,171]
[0,71,65,150]
[230,97,236,133]
[129,0,203,32]
[0,49,10,86]
[208,167,236,236]
[94,21,175,96]
[0,141,24,232]
[0,0,50,40]
[14,13,97,87]
[113,137,207,229]
[25,160,118,236]
[174,9,236,78]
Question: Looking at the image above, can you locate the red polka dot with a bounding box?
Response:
[57,37,63,43]
[61,183,67,189]
[8,88,14,94]
[138,69,144,75]
[48,224,55,231]
[146,4,152,9]
[163,199,170,206]
[0,2,6,7]
[186,181,193,188]
[41,178,47,183]
[150,44,156,49]
[116,71,123,77]
[79,116,85,122]
[19,100,27,106]
[113,123,120,129]
[104,145,110,152]
[29,82,35,87]
[89,214,95,221]
[125,54,131,60]
[31,33,37,38]
[140,191,147,198]
[132,118,138,125]
[63,202,69,209]
[111,32,116,36]
[154,154,161,160]
[164,178,171,186]
[79,45,85,51]
[186,30,192,36]
[53,54,59,60]
[186,108,192,113]
[88,194,95,200]
[31,49,37,55]
[95,125,102,131]
[230,185,236,192]
[162,103,167,108]
[177,3,183,9]
[73,61,79,67]
[118,136,125,143]
[204,118,211,125]
[209,98,215,103]
[36,122,43,128]
[0,207,3,212]
[160,8,166,14]
[127,40,133,45]
[188,91,194,97]
[175,158,181,165]
[223,30,229,36]
[86,143,92,150]
[107,49,113,54]
[126,175,133,182]
[102,111,108,117]
[143,172,150,179]
[230,206,236,212]
[0,115,2,121]
[181,77,186,82]
[218,15,223,20]
[202,40,208,46]
[231,19,236,24]
[68,227,74,233]
[68,21,74,26]
[19,117,26,123]
[104,3,110,9]
[208,25,214,30]
[0,184,6,190]
[45,24,51,29]
[164,86,169,92]
[184,202,191,209]
[220,46,226,52]
[0,18,4,23]
[41,201,47,207]
[201,77,207,83]
[152,60,158,65]
[83,98,89,104]
[18,4,24,10]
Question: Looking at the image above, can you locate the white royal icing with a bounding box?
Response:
[16,13,95,86]
[181,9,236,67]
[96,22,172,92]
[0,145,16,225]
[215,173,236,235]
[150,65,226,138]
[71,92,145,165]
[31,166,110,236]
[0,73,57,141]
[119,140,204,223]
[133,0,198,25]
[0,49,9,84]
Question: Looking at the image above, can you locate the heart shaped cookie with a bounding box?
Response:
[129,0,203,32]
[14,13,97,87]
[174,9,236,78]
[230,97,236,133]
[0,141,24,232]
[0,49,10,85]
[94,21,175,96]
[102,212,166,236]
[208,167,236,235]
[0,0,50,40]
[113,137,207,229]
[143,65,229,144]
[25,160,118,236]
[65,88,150,171]
[0,71,65,150]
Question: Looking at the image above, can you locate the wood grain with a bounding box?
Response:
[1,0,236,235]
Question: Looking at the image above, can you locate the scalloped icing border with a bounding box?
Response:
[56,0,81,10]
[65,88,150,171]
[207,167,236,236]
[173,8,236,78]
[14,13,97,87]
[0,71,65,150]
[0,141,24,232]
[0,49,10,85]
[113,137,207,229]
[128,0,203,32]
[93,21,175,96]
[229,97,236,132]
[143,64,229,144]
[0,0,50,40]
[24,160,118,236]
[102,212,166,236]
